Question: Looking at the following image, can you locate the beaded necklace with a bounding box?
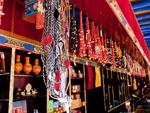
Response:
[41,0,70,112]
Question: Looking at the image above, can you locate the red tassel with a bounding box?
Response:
[55,70,60,81]
[65,59,70,68]
[55,83,60,91]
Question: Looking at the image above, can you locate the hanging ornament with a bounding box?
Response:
[98,27,104,64]
[90,21,95,60]
[0,0,4,26]
[94,25,101,60]
[106,36,112,65]
[78,10,86,57]
[103,34,110,65]
[41,0,70,112]
[114,42,119,67]
[85,17,93,60]
[110,38,116,68]
[70,5,77,65]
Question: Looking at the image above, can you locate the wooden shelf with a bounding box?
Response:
[71,101,86,110]
[14,74,43,78]
[107,99,131,113]
[0,72,10,76]
[0,99,9,102]
[13,95,46,101]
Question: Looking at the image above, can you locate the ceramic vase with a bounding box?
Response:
[23,57,32,74]
[15,55,23,74]
[32,59,41,75]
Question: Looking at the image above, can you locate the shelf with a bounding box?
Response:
[71,77,84,80]
[13,95,46,101]
[14,74,43,78]
[71,101,86,110]
[0,72,10,76]
[0,99,9,102]
[107,99,131,113]
[69,55,131,75]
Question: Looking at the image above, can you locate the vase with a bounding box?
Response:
[32,59,41,75]
[15,55,23,74]
[23,57,32,74]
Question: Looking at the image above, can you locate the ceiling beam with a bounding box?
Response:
[135,10,150,16]
[131,0,140,3]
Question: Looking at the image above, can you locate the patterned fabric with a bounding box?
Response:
[87,65,94,90]
[25,0,38,16]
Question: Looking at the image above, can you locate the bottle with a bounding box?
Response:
[23,57,32,74]
[15,55,23,74]
[32,59,41,75]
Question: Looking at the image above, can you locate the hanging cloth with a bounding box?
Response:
[87,65,94,90]
[95,66,101,88]
[133,78,137,91]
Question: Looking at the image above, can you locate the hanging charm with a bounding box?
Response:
[70,5,77,65]
[85,17,93,60]
[78,10,86,57]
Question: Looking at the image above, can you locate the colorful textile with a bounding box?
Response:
[87,65,94,90]
[25,0,38,16]
[95,67,101,88]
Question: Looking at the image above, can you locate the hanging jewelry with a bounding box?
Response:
[70,5,77,65]
[78,10,86,57]
[85,17,92,60]
[41,0,70,112]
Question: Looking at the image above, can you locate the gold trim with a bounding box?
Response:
[130,0,140,3]
[0,29,41,45]
[135,10,150,16]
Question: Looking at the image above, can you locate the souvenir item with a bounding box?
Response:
[111,39,116,68]
[95,66,101,88]
[78,10,86,57]
[98,27,104,64]
[70,5,77,54]
[25,83,32,95]
[41,0,70,112]
[23,57,32,74]
[0,52,5,73]
[15,55,23,74]
[87,65,94,90]
[85,17,92,59]
[32,59,41,75]
[70,6,77,65]
[90,22,95,60]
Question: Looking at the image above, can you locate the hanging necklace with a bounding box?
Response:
[41,0,70,112]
